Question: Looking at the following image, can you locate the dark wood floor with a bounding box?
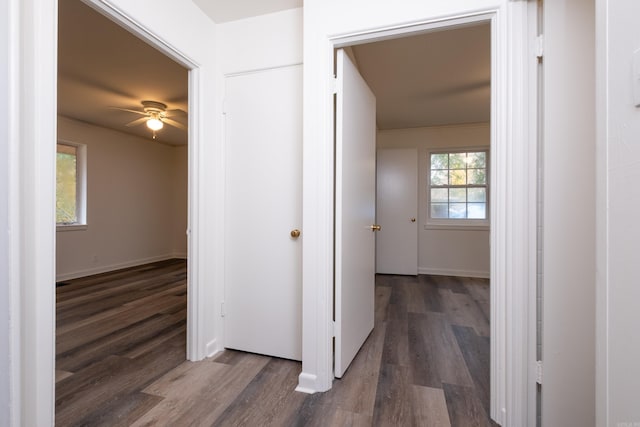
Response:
[56,260,496,426]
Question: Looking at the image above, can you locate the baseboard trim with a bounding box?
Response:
[418,267,490,279]
[206,339,219,358]
[172,252,188,259]
[56,254,183,281]
[296,372,319,394]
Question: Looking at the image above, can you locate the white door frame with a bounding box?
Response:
[299,3,538,426]
[9,0,207,424]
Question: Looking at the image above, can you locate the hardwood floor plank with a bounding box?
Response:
[440,289,490,337]
[372,363,414,426]
[57,312,185,372]
[55,369,73,383]
[386,280,409,322]
[462,277,491,320]
[374,284,392,324]
[56,296,185,354]
[406,276,430,314]
[211,358,307,426]
[55,333,186,426]
[442,383,491,427]
[382,319,409,367]
[132,354,269,426]
[433,275,468,294]
[452,325,491,417]
[122,321,186,360]
[407,312,474,388]
[410,385,452,427]
[418,274,444,313]
[72,392,164,427]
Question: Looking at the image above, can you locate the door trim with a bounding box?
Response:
[299,5,538,427]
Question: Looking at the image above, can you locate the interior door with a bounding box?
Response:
[224,65,302,361]
[376,148,418,275]
[334,49,377,378]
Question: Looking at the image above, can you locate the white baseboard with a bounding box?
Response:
[296,372,319,394]
[56,253,184,282]
[206,339,219,358]
[418,267,490,279]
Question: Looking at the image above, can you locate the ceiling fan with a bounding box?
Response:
[111,100,187,138]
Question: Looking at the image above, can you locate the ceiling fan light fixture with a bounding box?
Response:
[146,117,163,131]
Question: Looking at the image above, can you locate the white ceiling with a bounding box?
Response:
[352,23,490,130]
[58,1,489,145]
[58,0,189,145]
[193,0,302,23]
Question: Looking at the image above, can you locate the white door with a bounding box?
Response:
[376,148,418,275]
[224,65,302,361]
[334,49,377,378]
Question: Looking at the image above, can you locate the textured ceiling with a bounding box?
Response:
[58,0,188,145]
[352,22,491,130]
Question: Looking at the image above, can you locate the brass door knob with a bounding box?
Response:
[370,224,381,232]
[290,229,301,238]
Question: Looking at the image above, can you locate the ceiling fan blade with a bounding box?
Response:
[165,109,187,118]
[125,117,149,127]
[163,117,187,130]
[109,106,147,116]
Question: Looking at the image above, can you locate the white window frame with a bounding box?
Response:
[56,140,87,231]
[426,146,490,230]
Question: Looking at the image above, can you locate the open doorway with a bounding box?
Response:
[55,0,189,423]
[332,19,494,424]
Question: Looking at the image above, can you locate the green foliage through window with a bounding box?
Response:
[57,144,78,224]
[429,150,488,220]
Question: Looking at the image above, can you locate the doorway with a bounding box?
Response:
[332,21,492,416]
[301,7,539,425]
[55,0,191,422]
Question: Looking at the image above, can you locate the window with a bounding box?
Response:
[56,142,86,228]
[428,149,488,226]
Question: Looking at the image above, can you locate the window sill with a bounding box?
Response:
[424,223,489,231]
[57,224,88,232]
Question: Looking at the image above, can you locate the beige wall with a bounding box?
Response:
[56,116,187,280]
[377,123,490,277]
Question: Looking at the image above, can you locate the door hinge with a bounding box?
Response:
[535,34,544,59]
[330,76,338,95]
[331,321,336,337]
[221,302,225,317]
[536,360,543,384]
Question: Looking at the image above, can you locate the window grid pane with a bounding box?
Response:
[429,151,488,220]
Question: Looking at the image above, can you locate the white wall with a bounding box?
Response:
[377,124,490,278]
[217,8,302,74]
[0,0,12,423]
[543,0,596,426]
[596,0,640,425]
[56,117,187,280]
